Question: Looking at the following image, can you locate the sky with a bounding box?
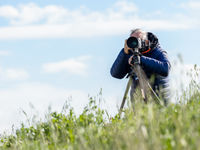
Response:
[0,0,200,133]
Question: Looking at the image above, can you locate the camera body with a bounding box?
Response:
[127,37,148,53]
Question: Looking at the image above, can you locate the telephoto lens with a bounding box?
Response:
[127,37,139,48]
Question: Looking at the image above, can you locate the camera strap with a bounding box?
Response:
[141,48,151,54]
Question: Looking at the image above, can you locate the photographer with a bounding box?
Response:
[110,29,171,105]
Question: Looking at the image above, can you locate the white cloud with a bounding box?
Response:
[0,50,11,56]
[181,1,200,10]
[0,20,188,40]
[179,1,200,26]
[0,5,19,18]
[0,2,138,25]
[43,55,91,75]
[0,3,47,25]
[0,1,195,40]
[0,68,29,80]
[111,1,138,14]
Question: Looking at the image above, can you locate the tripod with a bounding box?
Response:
[119,49,162,114]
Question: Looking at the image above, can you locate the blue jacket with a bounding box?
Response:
[110,45,171,104]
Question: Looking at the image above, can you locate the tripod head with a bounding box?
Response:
[129,49,141,65]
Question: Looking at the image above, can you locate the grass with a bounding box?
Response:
[0,67,200,150]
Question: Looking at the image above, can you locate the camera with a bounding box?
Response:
[127,37,148,53]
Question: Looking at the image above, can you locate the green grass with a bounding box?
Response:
[1,91,200,150]
[0,67,200,150]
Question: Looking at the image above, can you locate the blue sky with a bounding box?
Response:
[0,0,200,133]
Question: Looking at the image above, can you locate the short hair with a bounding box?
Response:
[130,28,147,40]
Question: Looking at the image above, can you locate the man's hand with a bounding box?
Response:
[128,54,141,66]
[124,40,132,54]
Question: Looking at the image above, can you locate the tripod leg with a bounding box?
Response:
[119,77,133,114]
[130,80,139,112]
[130,90,135,112]
[147,83,163,106]
[133,65,148,103]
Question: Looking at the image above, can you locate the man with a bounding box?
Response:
[110,29,171,105]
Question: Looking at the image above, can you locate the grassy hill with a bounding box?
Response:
[0,69,200,150]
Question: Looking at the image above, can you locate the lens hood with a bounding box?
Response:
[127,37,139,49]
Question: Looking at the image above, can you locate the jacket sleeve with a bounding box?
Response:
[110,49,131,79]
[140,50,170,77]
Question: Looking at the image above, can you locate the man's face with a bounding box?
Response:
[130,32,142,39]
[130,32,149,46]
